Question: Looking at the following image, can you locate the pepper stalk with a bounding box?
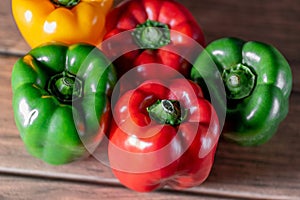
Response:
[147,99,186,126]
[132,20,171,49]
[222,64,256,100]
[51,0,81,7]
[47,71,83,103]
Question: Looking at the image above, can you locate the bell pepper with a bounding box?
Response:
[191,37,292,146]
[11,43,116,165]
[12,0,113,48]
[102,0,205,82]
[108,78,220,192]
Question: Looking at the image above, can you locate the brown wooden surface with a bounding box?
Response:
[1,175,234,200]
[1,0,300,199]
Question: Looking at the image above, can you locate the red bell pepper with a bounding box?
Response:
[102,0,205,83]
[108,79,220,192]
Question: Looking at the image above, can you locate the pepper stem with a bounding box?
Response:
[51,0,80,7]
[132,20,171,49]
[222,64,256,100]
[147,100,186,126]
[48,71,83,103]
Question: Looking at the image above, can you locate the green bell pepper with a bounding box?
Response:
[191,37,292,146]
[11,43,116,165]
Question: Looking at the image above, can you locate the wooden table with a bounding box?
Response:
[1,0,299,199]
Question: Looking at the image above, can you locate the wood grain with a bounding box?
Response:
[2,0,300,62]
[1,54,300,199]
[0,1,30,55]
[1,175,234,200]
[1,0,300,199]
[1,0,299,91]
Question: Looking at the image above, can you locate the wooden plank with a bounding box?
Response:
[0,1,30,55]
[1,1,300,197]
[182,0,300,64]
[205,97,300,199]
[1,54,300,199]
[1,0,299,91]
[292,65,300,92]
[0,175,231,200]
[1,0,300,63]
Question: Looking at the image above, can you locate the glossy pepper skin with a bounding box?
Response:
[102,0,205,83]
[12,0,113,48]
[11,43,116,165]
[108,79,220,192]
[191,37,292,146]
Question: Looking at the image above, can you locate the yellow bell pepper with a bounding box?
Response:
[12,0,113,48]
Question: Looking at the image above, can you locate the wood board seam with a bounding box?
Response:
[0,167,296,200]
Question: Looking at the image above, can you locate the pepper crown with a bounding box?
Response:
[51,0,80,8]
[147,99,186,126]
[132,20,171,49]
[47,71,83,103]
[222,63,256,100]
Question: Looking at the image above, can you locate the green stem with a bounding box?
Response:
[48,71,83,103]
[222,64,256,100]
[132,20,171,49]
[51,0,80,7]
[147,99,186,126]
